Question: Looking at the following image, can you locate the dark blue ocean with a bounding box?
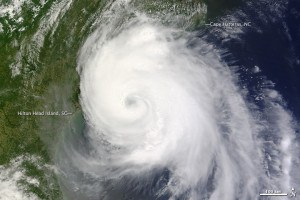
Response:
[204,0,300,121]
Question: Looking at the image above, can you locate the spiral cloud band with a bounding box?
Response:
[56,1,299,200]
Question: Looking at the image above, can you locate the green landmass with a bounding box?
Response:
[0,0,104,198]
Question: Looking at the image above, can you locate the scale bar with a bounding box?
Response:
[259,193,288,196]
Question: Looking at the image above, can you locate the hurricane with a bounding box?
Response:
[52,1,300,200]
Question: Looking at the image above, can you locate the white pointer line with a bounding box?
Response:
[259,193,288,196]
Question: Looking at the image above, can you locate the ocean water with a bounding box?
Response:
[56,0,300,199]
[0,0,299,200]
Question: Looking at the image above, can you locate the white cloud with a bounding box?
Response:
[0,156,40,200]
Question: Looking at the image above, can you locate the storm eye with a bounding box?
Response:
[125,98,137,107]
